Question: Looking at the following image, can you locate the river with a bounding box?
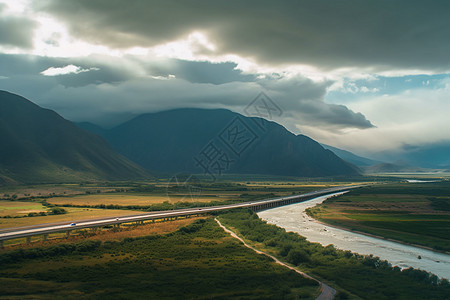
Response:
[258,192,450,279]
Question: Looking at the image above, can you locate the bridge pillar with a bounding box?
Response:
[26,236,31,243]
[66,231,70,237]
[43,234,48,241]
[0,240,3,248]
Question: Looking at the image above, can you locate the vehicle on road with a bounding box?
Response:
[70,223,76,226]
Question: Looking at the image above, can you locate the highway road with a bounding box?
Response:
[0,184,365,242]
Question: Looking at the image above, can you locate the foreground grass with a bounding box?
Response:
[0,218,319,299]
[218,209,450,300]
[307,182,450,252]
[2,217,205,250]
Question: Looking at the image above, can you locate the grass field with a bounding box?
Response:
[0,218,320,299]
[0,200,47,217]
[307,182,450,252]
[47,193,225,206]
[2,217,207,250]
[0,183,122,198]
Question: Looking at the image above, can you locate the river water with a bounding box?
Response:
[258,192,450,279]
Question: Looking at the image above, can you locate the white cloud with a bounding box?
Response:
[305,80,450,155]
[40,64,98,76]
[151,74,176,80]
[360,86,379,93]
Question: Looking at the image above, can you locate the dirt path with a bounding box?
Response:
[215,218,336,300]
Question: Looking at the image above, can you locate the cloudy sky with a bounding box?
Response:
[0,0,449,158]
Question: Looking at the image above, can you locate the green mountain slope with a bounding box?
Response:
[0,90,147,184]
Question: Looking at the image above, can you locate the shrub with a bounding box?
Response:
[48,207,67,215]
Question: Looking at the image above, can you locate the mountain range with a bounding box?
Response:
[1,90,363,184]
[79,108,360,178]
[2,89,448,185]
[0,90,147,184]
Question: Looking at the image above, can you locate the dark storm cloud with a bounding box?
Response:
[297,101,374,129]
[257,75,374,129]
[0,5,37,49]
[35,0,450,71]
[148,60,256,84]
[0,53,373,129]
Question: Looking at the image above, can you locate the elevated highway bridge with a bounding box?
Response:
[0,184,367,247]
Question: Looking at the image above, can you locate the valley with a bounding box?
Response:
[1,2,449,298]
[0,92,448,299]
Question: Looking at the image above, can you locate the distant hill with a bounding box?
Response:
[84,108,360,178]
[364,162,427,174]
[398,143,450,169]
[370,142,450,170]
[321,144,379,167]
[0,90,148,184]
